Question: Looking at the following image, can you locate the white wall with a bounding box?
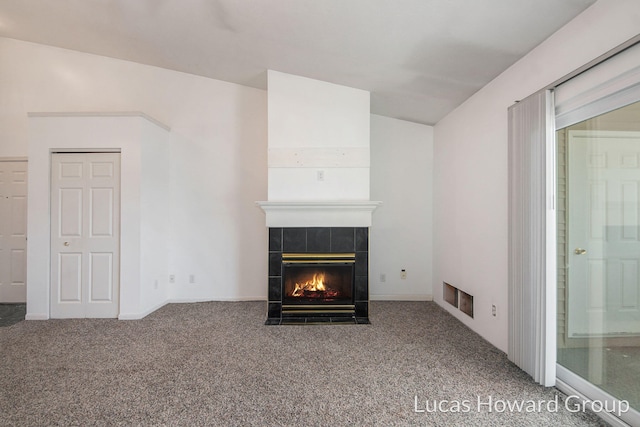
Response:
[267,70,370,201]
[139,122,170,315]
[370,115,433,300]
[0,37,268,307]
[433,0,640,352]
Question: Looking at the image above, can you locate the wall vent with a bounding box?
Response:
[459,290,474,318]
[443,282,458,307]
[442,282,474,318]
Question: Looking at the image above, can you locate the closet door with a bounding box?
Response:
[50,153,120,318]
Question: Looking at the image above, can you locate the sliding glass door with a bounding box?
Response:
[557,101,640,412]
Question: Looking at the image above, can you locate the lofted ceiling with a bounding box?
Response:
[0,0,597,125]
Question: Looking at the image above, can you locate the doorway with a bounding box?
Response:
[50,153,121,318]
[0,160,27,304]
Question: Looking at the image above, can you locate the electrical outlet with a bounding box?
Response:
[380,273,386,282]
[317,170,325,181]
[189,274,195,284]
[154,280,158,289]
[169,274,175,284]
[401,269,407,280]
[492,304,497,317]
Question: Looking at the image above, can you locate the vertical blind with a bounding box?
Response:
[508,89,556,386]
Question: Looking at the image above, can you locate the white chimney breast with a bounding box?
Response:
[267,70,370,150]
[267,70,370,201]
[260,71,379,226]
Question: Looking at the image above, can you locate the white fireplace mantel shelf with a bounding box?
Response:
[256,200,382,227]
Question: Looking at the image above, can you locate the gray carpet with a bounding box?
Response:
[0,301,608,426]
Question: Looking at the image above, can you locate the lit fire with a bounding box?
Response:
[290,273,339,298]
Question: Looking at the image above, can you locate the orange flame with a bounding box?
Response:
[291,273,326,297]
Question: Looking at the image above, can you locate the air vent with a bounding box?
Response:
[443,282,458,307]
[443,282,473,318]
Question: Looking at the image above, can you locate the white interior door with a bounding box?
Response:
[50,153,120,318]
[0,161,28,303]
[568,131,640,336]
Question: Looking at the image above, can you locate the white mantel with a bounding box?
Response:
[256,200,381,227]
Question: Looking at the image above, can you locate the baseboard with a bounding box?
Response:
[25,313,48,320]
[169,296,435,304]
[25,297,425,321]
[118,301,168,320]
[167,297,265,303]
[370,294,433,301]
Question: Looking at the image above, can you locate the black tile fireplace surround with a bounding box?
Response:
[266,227,370,325]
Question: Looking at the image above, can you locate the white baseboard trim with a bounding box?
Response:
[370,294,433,301]
[169,296,435,303]
[167,297,265,303]
[25,313,48,320]
[24,296,426,321]
[118,301,168,320]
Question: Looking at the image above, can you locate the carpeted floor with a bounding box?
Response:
[0,301,608,426]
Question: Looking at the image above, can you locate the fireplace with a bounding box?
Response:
[266,227,370,324]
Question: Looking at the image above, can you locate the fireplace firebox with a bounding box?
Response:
[282,253,355,314]
[266,227,370,324]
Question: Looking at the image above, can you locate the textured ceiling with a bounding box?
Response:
[0,0,597,125]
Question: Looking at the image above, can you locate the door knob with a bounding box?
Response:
[574,248,587,255]
[64,242,70,246]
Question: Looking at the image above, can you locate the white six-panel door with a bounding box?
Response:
[0,161,28,303]
[50,153,120,318]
